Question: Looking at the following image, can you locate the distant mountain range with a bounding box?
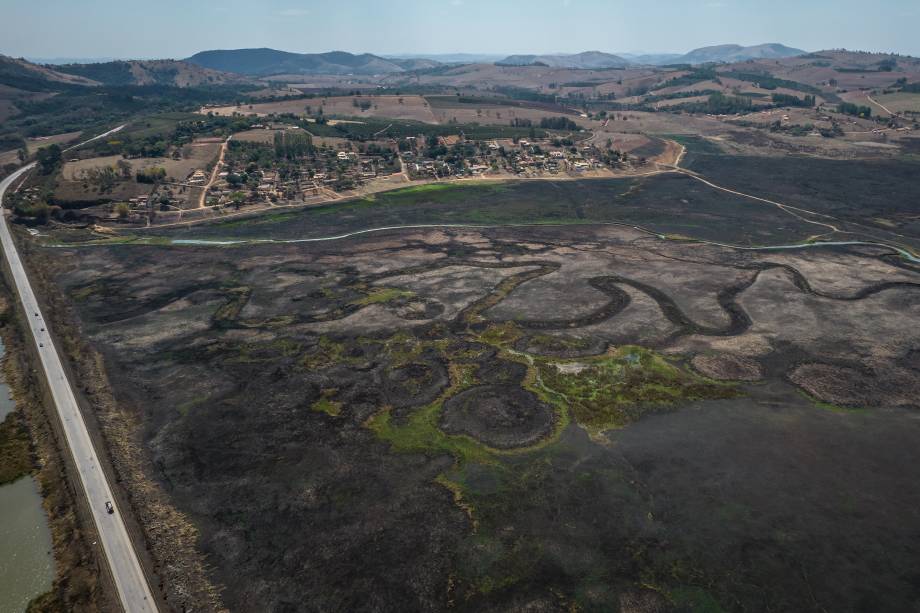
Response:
[618,52,684,65]
[53,59,250,87]
[177,44,805,76]
[185,48,439,76]
[384,53,506,64]
[496,51,630,69]
[0,43,814,96]
[0,54,251,91]
[669,43,806,65]
[520,44,806,67]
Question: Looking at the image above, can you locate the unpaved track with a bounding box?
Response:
[866,94,897,117]
[199,135,231,208]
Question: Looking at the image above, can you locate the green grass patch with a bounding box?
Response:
[312,391,343,417]
[537,346,739,434]
[352,287,414,306]
[303,336,350,370]
[795,389,867,414]
[476,322,524,348]
[366,363,496,466]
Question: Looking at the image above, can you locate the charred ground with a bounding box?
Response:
[31,215,920,612]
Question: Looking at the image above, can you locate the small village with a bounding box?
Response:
[101,126,655,223]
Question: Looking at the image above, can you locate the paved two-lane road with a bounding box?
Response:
[0,128,157,613]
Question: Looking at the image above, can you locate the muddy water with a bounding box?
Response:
[0,477,54,611]
[0,338,54,612]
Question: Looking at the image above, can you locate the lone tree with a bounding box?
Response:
[117,159,133,179]
[36,144,62,175]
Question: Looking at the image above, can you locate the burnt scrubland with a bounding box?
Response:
[31,216,920,612]
[151,175,823,247]
[682,152,920,246]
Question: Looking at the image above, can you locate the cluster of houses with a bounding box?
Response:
[401,137,609,179]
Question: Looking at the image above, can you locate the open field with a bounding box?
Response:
[425,98,590,127]
[32,217,920,612]
[53,138,221,206]
[872,91,920,114]
[0,131,84,167]
[203,95,439,123]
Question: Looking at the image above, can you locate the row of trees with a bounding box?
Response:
[136,167,167,183]
[539,116,579,131]
[272,131,314,160]
[837,102,872,118]
[772,93,816,108]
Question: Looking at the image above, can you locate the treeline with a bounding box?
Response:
[643,89,721,104]
[0,134,26,151]
[673,92,753,115]
[86,114,260,159]
[538,116,579,130]
[7,83,261,141]
[490,86,558,105]
[136,167,167,183]
[772,93,816,108]
[659,66,719,89]
[54,61,135,86]
[273,131,314,159]
[721,71,825,96]
[296,115,546,142]
[837,102,872,118]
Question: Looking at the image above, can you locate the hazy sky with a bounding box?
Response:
[3,0,919,60]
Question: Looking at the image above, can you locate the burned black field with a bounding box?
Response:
[44,215,920,613]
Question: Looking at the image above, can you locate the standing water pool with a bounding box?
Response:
[0,337,54,611]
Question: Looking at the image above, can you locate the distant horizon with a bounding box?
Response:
[17,43,920,67]
[3,0,919,60]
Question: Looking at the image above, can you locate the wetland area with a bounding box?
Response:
[31,159,920,610]
[4,34,920,613]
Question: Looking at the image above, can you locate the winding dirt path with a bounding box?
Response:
[198,135,231,208]
[866,94,897,117]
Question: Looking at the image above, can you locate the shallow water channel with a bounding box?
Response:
[0,338,54,612]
